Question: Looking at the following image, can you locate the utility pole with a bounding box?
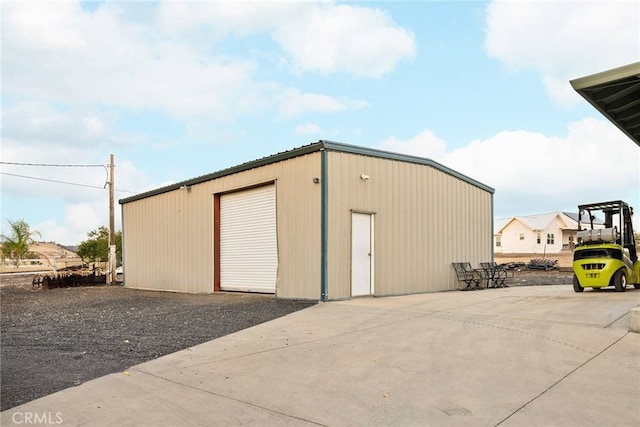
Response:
[107,154,116,285]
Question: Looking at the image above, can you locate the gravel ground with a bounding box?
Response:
[505,268,573,287]
[0,275,316,411]
[0,269,572,411]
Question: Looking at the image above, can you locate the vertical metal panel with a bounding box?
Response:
[122,152,321,298]
[326,151,492,298]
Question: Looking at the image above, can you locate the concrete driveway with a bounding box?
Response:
[2,285,639,426]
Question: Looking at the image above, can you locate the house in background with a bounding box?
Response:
[494,212,604,254]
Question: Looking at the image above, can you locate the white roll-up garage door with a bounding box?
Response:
[220,185,277,293]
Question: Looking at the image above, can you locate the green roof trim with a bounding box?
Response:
[119,140,494,204]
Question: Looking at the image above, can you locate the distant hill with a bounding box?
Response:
[60,244,78,254]
[1,242,81,273]
[30,242,78,259]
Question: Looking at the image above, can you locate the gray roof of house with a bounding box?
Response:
[563,211,598,224]
[494,211,604,234]
[119,140,494,204]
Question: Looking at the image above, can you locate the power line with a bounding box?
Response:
[0,161,106,168]
[0,172,137,194]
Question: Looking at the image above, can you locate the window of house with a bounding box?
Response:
[547,233,555,244]
[496,236,501,247]
[536,233,541,244]
[519,233,525,241]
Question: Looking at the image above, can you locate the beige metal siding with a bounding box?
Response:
[122,152,321,298]
[326,151,492,298]
[122,188,213,293]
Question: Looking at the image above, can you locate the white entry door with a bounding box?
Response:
[351,212,373,296]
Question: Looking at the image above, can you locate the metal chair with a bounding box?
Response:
[452,262,484,291]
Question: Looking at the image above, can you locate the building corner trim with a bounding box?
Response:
[320,149,328,302]
[491,193,495,262]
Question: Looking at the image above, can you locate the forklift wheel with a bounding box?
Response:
[613,270,627,292]
[573,275,583,293]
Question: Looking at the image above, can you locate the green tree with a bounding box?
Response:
[77,226,122,266]
[0,219,41,267]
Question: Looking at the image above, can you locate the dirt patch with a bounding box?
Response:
[0,275,316,411]
[507,268,573,286]
[495,252,575,269]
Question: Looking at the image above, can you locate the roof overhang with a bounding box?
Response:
[570,62,640,147]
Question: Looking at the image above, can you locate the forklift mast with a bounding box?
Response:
[622,204,637,262]
[577,200,636,263]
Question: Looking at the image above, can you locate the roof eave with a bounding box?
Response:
[119,142,324,204]
[120,140,495,205]
[570,62,640,148]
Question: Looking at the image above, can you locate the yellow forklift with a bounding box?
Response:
[572,201,640,292]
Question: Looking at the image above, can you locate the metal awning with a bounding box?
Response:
[570,62,640,147]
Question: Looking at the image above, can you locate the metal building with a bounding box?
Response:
[119,141,494,300]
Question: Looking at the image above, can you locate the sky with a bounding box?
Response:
[1,0,639,246]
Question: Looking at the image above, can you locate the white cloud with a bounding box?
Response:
[156,0,307,39]
[1,134,155,245]
[115,158,157,196]
[3,2,153,104]
[2,1,407,122]
[379,130,447,159]
[1,101,125,147]
[31,220,72,245]
[3,0,87,50]
[34,201,103,247]
[83,115,107,136]
[64,202,103,235]
[1,135,154,201]
[454,119,638,199]
[295,123,323,135]
[1,141,107,200]
[485,0,639,105]
[0,3,253,119]
[378,119,640,216]
[156,1,415,78]
[273,3,416,77]
[275,89,368,118]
